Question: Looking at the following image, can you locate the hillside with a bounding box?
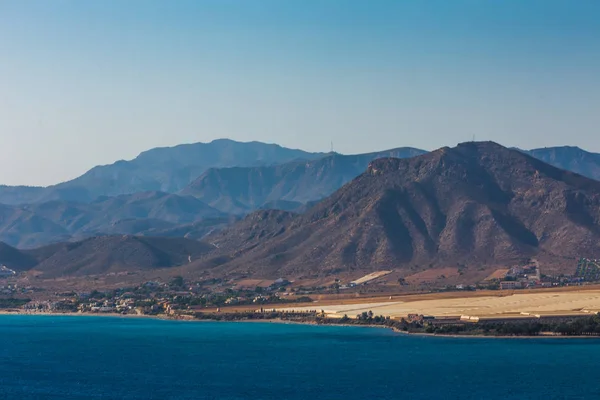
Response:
[0,192,228,248]
[200,142,600,280]
[0,236,214,278]
[2,142,600,210]
[3,140,600,254]
[0,242,38,271]
[0,139,325,205]
[0,186,46,206]
[523,146,600,181]
[180,148,426,214]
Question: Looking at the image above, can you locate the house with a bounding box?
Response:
[500,281,522,290]
[272,278,290,287]
[407,313,421,322]
[0,265,16,278]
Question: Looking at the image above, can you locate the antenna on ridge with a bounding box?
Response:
[472,134,476,142]
[330,141,334,153]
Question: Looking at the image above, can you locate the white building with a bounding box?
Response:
[500,281,522,290]
[0,265,16,278]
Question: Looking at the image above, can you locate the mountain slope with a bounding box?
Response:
[0,139,325,204]
[201,142,600,279]
[0,186,46,205]
[0,242,39,271]
[181,148,426,214]
[21,236,215,278]
[3,141,600,208]
[524,146,600,181]
[0,192,228,248]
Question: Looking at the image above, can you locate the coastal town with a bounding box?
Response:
[3,3,600,398]
[2,258,600,333]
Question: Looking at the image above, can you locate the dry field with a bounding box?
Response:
[234,279,276,289]
[484,269,509,281]
[351,271,392,285]
[404,267,460,284]
[268,287,600,320]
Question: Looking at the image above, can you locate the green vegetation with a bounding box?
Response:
[0,298,31,308]
[423,315,600,336]
[170,276,185,288]
[575,258,600,281]
[191,310,600,337]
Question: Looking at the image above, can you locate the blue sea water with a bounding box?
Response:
[1,316,600,399]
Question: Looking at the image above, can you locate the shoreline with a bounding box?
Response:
[0,310,160,319]
[2,310,600,339]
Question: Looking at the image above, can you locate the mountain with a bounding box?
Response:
[523,146,600,181]
[140,217,239,240]
[0,192,228,248]
[3,140,600,210]
[5,141,600,282]
[0,139,325,205]
[259,200,309,213]
[0,186,46,205]
[4,139,600,255]
[0,242,38,271]
[200,142,600,280]
[0,236,214,278]
[181,145,600,216]
[180,148,426,214]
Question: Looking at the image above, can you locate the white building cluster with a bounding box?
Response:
[0,265,16,278]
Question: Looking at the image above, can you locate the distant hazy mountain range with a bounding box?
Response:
[0,139,325,205]
[0,236,214,278]
[521,146,600,181]
[0,191,235,248]
[0,138,600,249]
[179,147,426,214]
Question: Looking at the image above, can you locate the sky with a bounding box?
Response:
[1,0,599,186]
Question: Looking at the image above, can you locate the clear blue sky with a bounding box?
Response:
[1,0,599,186]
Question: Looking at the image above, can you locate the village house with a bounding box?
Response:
[500,281,523,290]
[0,265,16,278]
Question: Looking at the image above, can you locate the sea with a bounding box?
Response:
[1,316,600,400]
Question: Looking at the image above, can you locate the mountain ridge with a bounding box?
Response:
[5,140,600,208]
[0,191,231,248]
[3,141,600,283]
[0,235,214,278]
[0,139,327,205]
[2,140,600,252]
[180,147,427,214]
[196,142,600,280]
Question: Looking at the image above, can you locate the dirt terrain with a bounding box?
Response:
[203,285,600,317]
[268,286,600,319]
[195,142,600,281]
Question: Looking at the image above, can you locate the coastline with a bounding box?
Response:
[2,310,600,339]
[0,310,156,319]
[254,319,600,339]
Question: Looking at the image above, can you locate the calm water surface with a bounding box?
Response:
[1,315,600,399]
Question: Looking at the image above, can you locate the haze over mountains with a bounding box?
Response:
[2,141,600,283]
[0,191,233,248]
[0,236,214,278]
[522,147,600,182]
[0,139,325,205]
[2,139,600,209]
[180,147,426,214]
[1,139,600,283]
[0,141,426,247]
